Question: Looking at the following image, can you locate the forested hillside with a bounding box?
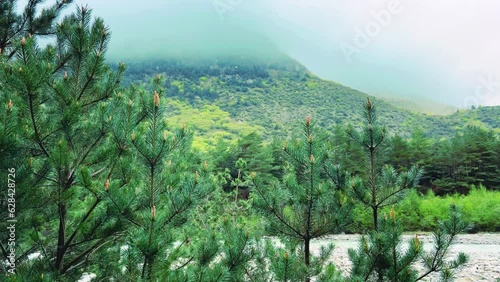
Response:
[117,58,500,194]
[119,58,500,140]
[0,2,498,281]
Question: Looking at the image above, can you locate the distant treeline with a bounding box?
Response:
[370,126,499,194]
[213,126,499,197]
[116,55,306,84]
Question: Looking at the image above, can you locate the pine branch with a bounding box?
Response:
[82,92,113,108]
[251,179,304,239]
[14,245,37,264]
[160,200,193,229]
[244,267,257,282]
[67,236,101,249]
[28,90,50,157]
[40,126,62,143]
[283,147,307,168]
[63,196,102,251]
[91,166,106,177]
[376,187,407,209]
[77,57,100,100]
[310,210,351,238]
[175,256,195,270]
[74,131,104,170]
[107,193,143,228]
[51,54,71,74]
[61,236,108,273]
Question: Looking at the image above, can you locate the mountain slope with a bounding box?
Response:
[117,56,500,140]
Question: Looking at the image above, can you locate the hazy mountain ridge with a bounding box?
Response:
[117,56,500,140]
[378,95,458,115]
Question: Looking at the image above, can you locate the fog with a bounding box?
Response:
[25,0,500,107]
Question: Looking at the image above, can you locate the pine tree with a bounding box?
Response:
[428,126,499,194]
[236,132,279,184]
[1,5,126,280]
[0,0,73,60]
[426,138,458,194]
[211,131,278,197]
[331,125,365,176]
[2,3,266,280]
[1,3,74,269]
[348,205,469,281]
[178,205,260,281]
[346,98,422,230]
[102,75,214,281]
[347,99,469,281]
[386,134,411,171]
[407,129,432,167]
[349,207,422,281]
[250,116,354,281]
[460,126,499,190]
[156,157,263,282]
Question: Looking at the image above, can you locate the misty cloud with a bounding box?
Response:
[38,0,500,107]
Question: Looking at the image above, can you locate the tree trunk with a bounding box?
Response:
[305,237,311,282]
[55,203,67,272]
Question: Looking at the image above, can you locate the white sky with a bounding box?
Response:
[22,0,500,107]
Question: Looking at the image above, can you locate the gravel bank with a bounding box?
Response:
[310,233,500,281]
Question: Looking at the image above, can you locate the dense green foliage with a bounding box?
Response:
[0,2,498,281]
[119,59,500,140]
[349,205,469,282]
[0,0,74,60]
[119,57,500,194]
[379,126,500,194]
[1,5,126,279]
[352,186,500,232]
[346,98,422,230]
[164,100,263,151]
[250,116,355,281]
[345,99,469,281]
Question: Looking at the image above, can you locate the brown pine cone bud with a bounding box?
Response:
[7,99,13,111]
[153,91,160,107]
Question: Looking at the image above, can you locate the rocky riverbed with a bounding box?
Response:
[310,233,500,281]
